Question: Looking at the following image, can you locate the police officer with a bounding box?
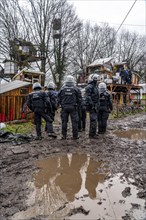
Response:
[78,89,87,132]
[46,82,58,138]
[58,75,82,140]
[27,82,52,140]
[98,82,113,134]
[85,74,100,139]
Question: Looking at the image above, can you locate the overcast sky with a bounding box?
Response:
[67,0,146,35]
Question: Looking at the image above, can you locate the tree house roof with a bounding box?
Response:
[0,80,31,94]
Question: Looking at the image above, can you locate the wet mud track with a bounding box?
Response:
[0,113,146,220]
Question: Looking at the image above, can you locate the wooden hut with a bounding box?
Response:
[12,68,44,84]
[86,57,113,80]
[0,80,33,122]
[0,68,45,122]
[130,83,146,105]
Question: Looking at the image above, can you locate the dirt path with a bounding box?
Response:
[0,113,146,220]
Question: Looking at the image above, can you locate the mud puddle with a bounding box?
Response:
[114,129,146,140]
[11,153,145,220]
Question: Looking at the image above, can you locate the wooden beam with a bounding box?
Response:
[13,96,16,120]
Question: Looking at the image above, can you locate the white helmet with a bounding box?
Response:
[32,82,42,90]
[98,82,107,93]
[88,74,100,83]
[65,75,75,85]
[48,82,55,89]
[88,74,94,83]
[92,74,100,81]
[98,82,107,89]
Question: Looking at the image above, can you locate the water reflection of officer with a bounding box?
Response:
[85,74,100,139]
[98,82,113,134]
[85,160,105,199]
[55,154,87,201]
[34,157,59,188]
[34,154,106,203]
[27,82,52,140]
[58,75,82,140]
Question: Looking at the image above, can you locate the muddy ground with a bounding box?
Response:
[0,112,146,220]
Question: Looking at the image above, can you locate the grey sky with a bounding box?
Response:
[68,0,146,35]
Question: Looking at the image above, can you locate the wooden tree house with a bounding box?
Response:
[85,58,141,105]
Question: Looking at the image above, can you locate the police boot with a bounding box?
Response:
[35,136,42,140]
[102,126,106,134]
[44,125,47,132]
[89,134,99,139]
[61,135,66,140]
[48,132,57,138]
[73,136,79,140]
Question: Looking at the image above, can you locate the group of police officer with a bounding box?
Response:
[27,74,113,140]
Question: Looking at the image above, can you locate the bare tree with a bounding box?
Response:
[68,22,116,77]
[0,0,21,59]
[0,0,145,86]
[0,0,81,87]
[48,0,82,89]
[115,30,146,70]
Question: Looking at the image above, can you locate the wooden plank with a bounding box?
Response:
[0,96,3,121]
[16,96,20,120]
[8,96,10,120]
[13,96,15,120]
[20,96,22,119]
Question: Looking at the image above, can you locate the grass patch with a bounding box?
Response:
[3,122,34,134]
[109,107,146,120]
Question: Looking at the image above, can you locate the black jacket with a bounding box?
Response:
[27,90,52,112]
[85,82,99,110]
[58,85,82,108]
[99,91,113,112]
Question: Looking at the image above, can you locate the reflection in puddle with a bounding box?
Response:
[11,154,145,220]
[114,129,146,140]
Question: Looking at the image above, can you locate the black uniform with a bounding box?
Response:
[85,82,99,138]
[58,85,82,139]
[119,68,126,84]
[98,91,113,134]
[46,89,58,137]
[27,89,52,139]
[78,96,87,131]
